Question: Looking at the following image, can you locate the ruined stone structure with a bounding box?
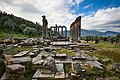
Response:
[50,24,67,39]
[70,16,81,42]
[42,15,48,39]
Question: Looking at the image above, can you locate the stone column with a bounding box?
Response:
[53,27,55,36]
[65,27,67,37]
[42,15,48,39]
[61,26,63,37]
[50,27,52,39]
[55,24,57,38]
[78,16,81,40]
[58,26,60,37]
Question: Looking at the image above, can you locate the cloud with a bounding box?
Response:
[84,3,93,9]
[0,0,84,30]
[0,0,120,32]
[82,7,120,32]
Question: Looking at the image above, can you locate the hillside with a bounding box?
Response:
[0,11,42,38]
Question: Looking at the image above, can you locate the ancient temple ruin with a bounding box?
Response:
[70,16,81,42]
[42,15,48,39]
[50,24,67,40]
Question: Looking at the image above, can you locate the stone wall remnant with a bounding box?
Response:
[70,16,81,42]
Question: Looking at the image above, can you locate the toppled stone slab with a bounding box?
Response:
[6,64,25,79]
[72,62,85,75]
[84,61,103,70]
[54,71,65,79]
[52,54,67,58]
[9,56,31,64]
[32,51,49,64]
[55,60,73,64]
[80,50,94,60]
[71,53,86,60]
[51,41,73,46]
[6,64,25,73]
[13,51,29,57]
[33,69,54,79]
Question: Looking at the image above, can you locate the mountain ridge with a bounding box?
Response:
[66,29,119,37]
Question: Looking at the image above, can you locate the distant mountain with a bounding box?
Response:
[66,29,119,37]
[97,31,119,37]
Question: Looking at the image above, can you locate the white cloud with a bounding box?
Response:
[82,7,120,32]
[0,0,120,32]
[0,0,84,30]
[83,3,93,9]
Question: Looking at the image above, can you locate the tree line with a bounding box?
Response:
[82,34,120,45]
[0,11,42,37]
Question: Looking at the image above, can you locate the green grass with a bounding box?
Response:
[0,29,26,38]
[56,49,76,56]
[87,41,120,63]
[4,46,33,55]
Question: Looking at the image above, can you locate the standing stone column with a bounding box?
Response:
[58,26,59,37]
[65,27,67,37]
[53,27,55,36]
[61,26,63,37]
[55,24,57,38]
[42,15,48,39]
[78,16,81,40]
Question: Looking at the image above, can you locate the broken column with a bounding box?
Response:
[6,64,25,80]
[42,15,48,39]
[70,16,81,42]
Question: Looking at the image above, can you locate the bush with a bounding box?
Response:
[19,24,27,33]
[3,19,16,32]
[23,27,38,37]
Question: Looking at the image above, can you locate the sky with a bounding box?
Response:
[0,0,120,32]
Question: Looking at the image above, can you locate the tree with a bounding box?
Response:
[0,21,1,27]
[23,27,38,37]
[116,33,120,44]
[31,28,38,36]
[0,16,9,25]
[19,24,27,33]
[108,36,115,44]
[3,19,15,32]
[94,36,99,44]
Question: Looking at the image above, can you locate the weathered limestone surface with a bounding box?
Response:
[6,64,25,80]
[6,64,25,73]
[70,16,81,42]
[33,69,54,79]
[13,51,29,57]
[9,56,31,64]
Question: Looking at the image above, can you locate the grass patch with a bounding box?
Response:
[56,49,76,56]
[0,29,26,38]
[4,46,33,55]
[87,41,120,63]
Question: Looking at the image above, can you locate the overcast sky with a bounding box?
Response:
[0,0,120,32]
